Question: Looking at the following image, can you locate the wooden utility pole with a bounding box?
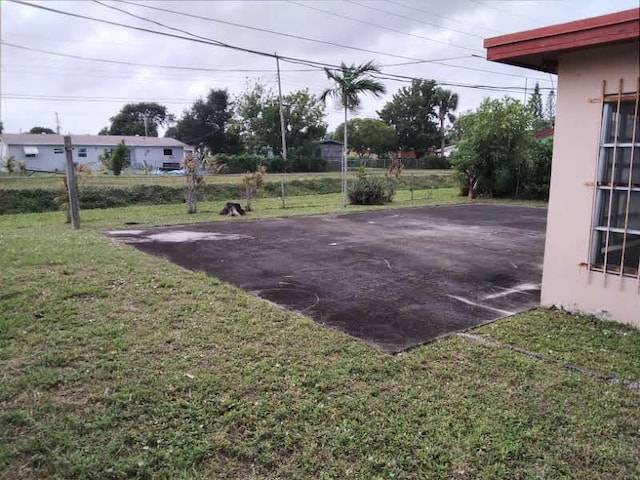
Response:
[275,53,288,208]
[64,136,81,229]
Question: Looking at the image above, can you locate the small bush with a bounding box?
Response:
[348,171,388,205]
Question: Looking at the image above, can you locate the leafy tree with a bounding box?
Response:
[100,141,130,176]
[434,88,458,159]
[320,60,386,207]
[546,89,556,124]
[378,79,440,155]
[166,89,240,154]
[450,97,533,199]
[101,102,173,137]
[0,121,3,133]
[234,82,327,157]
[332,118,396,159]
[29,126,56,134]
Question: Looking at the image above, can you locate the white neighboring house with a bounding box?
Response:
[0,134,194,172]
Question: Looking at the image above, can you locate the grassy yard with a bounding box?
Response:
[1,193,638,479]
[0,169,453,190]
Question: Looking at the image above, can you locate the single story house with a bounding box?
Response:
[0,134,194,173]
[485,8,640,327]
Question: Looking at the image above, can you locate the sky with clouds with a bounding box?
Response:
[0,0,638,136]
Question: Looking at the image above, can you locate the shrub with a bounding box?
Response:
[348,170,388,205]
[0,174,456,215]
[100,141,130,176]
[215,154,265,174]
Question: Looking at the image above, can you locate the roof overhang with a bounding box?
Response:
[484,8,640,74]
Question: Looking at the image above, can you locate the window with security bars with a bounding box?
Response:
[591,81,640,277]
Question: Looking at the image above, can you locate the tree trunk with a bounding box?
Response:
[186,186,197,214]
[468,176,480,199]
[342,105,348,208]
[440,115,444,158]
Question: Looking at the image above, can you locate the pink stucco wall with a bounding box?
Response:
[541,42,640,327]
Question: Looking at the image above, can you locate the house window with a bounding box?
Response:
[163,148,173,156]
[591,89,640,277]
[53,147,64,154]
[78,147,87,158]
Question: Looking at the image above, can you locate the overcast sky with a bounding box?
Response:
[1,0,638,136]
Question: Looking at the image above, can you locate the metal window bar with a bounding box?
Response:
[619,77,640,280]
[587,80,607,280]
[601,79,624,286]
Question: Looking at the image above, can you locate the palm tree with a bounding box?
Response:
[435,89,458,159]
[320,61,386,207]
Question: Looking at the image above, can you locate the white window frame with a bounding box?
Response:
[78,147,88,158]
[163,148,173,156]
[590,81,640,278]
[53,147,64,154]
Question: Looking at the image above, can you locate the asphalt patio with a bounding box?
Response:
[107,203,547,352]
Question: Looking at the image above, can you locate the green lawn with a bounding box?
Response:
[1,193,638,479]
[0,169,453,190]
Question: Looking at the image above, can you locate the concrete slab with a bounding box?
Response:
[106,204,546,352]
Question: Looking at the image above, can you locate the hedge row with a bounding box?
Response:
[215,154,327,174]
[0,175,454,215]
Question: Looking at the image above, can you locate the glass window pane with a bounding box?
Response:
[599,147,640,186]
[628,191,640,231]
[622,232,640,273]
[604,100,640,144]
[593,231,624,268]
[613,148,640,186]
[618,100,640,143]
[597,190,628,229]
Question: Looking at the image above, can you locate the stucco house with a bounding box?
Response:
[0,134,194,172]
[485,8,640,327]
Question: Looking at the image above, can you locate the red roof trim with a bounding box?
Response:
[484,8,640,73]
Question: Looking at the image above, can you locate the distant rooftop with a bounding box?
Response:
[484,8,640,73]
[0,133,193,149]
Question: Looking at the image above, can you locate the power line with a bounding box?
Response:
[8,0,550,83]
[1,93,196,104]
[382,0,503,35]
[0,41,316,73]
[111,0,477,66]
[466,0,548,23]
[288,0,484,54]
[99,0,472,66]
[345,0,485,40]
[286,0,550,81]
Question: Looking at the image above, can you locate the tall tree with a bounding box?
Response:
[378,79,440,155]
[528,83,544,119]
[434,88,458,159]
[0,121,4,133]
[546,89,556,124]
[101,102,173,137]
[29,126,56,135]
[332,118,396,159]
[320,60,386,207]
[166,89,240,154]
[451,97,533,199]
[234,82,327,156]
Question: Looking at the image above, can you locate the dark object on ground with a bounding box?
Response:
[160,162,181,171]
[124,221,141,225]
[219,202,245,216]
[107,204,546,353]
